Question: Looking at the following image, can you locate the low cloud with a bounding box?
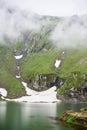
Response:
[51,15,87,48]
[0,2,41,44]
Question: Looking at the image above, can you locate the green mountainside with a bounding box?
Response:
[0,9,87,99]
[0,45,25,98]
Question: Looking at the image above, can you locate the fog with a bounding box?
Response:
[51,15,87,48]
[0,0,87,48]
[0,3,41,44]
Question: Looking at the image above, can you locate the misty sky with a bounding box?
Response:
[2,0,87,16]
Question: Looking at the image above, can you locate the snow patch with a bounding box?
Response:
[55,60,61,68]
[1,84,60,103]
[0,88,7,97]
[1,82,61,103]
[14,54,23,60]
[62,51,65,54]
[16,75,21,79]
[3,86,59,103]
[22,82,39,95]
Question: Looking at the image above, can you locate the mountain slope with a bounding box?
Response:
[0,45,25,98]
[0,7,87,99]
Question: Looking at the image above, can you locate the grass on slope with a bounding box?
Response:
[21,48,87,80]
[0,46,25,98]
[21,50,61,79]
[58,48,87,95]
[59,48,87,78]
[0,67,25,98]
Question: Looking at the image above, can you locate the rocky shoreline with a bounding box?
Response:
[61,110,87,128]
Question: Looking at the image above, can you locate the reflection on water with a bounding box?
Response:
[0,102,7,123]
[21,103,57,125]
[0,102,86,130]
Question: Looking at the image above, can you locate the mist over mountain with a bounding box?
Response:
[0,5,40,44]
[0,0,87,50]
[0,1,55,44]
[51,15,87,48]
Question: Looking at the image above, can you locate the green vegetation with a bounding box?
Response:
[21,47,87,95]
[0,45,25,98]
[57,48,87,96]
[12,42,24,51]
[59,48,87,78]
[58,71,84,95]
[21,50,61,79]
[1,44,87,98]
[61,111,87,128]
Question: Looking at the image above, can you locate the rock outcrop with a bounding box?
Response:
[61,110,87,128]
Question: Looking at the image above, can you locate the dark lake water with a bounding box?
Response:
[0,101,87,130]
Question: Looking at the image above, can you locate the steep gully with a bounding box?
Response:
[0,51,64,102]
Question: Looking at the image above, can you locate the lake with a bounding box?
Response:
[0,102,87,130]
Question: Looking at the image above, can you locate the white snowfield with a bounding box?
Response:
[14,54,23,60]
[1,82,60,103]
[55,59,61,68]
[0,88,7,97]
[22,82,38,95]
[16,75,21,79]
